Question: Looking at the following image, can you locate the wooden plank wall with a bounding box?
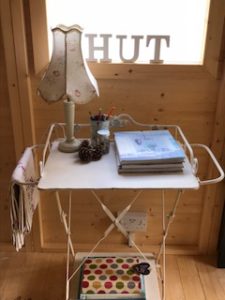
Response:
[32,66,218,254]
[0,13,16,248]
[0,0,224,254]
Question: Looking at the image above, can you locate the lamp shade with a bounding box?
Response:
[38,24,99,104]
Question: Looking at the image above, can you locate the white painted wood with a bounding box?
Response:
[85,34,112,63]
[38,140,199,190]
[116,35,144,63]
[147,35,170,63]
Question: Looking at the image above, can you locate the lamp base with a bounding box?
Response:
[58,138,81,153]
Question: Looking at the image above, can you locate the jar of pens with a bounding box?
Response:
[89,107,115,154]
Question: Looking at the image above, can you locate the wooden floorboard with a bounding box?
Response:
[177,256,206,300]
[0,252,225,300]
[165,255,186,300]
[195,256,225,300]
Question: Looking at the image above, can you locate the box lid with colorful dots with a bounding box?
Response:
[79,256,146,299]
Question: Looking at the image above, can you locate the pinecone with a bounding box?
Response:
[92,145,103,161]
[79,147,92,162]
[80,139,90,149]
[78,141,104,162]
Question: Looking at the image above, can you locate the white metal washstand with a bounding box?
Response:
[37,113,224,300]
[33,23,225,300]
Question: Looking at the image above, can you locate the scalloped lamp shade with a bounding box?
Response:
[38,25,99,152]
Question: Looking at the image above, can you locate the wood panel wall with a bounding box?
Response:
[0,14,16,247]
[32,66,219,254]
[0,0,225,254]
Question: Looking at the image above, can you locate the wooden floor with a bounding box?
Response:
[0,252,225,300]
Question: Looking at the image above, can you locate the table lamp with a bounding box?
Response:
[38,24,99,152]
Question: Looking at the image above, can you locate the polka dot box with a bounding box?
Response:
[79,256,146,299]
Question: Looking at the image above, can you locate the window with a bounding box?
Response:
[46,0,210,64]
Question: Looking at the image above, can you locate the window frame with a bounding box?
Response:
[29,0,225,79]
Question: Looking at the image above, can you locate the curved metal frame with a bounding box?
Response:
[37,115,224,300]
[40,115,224,185]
